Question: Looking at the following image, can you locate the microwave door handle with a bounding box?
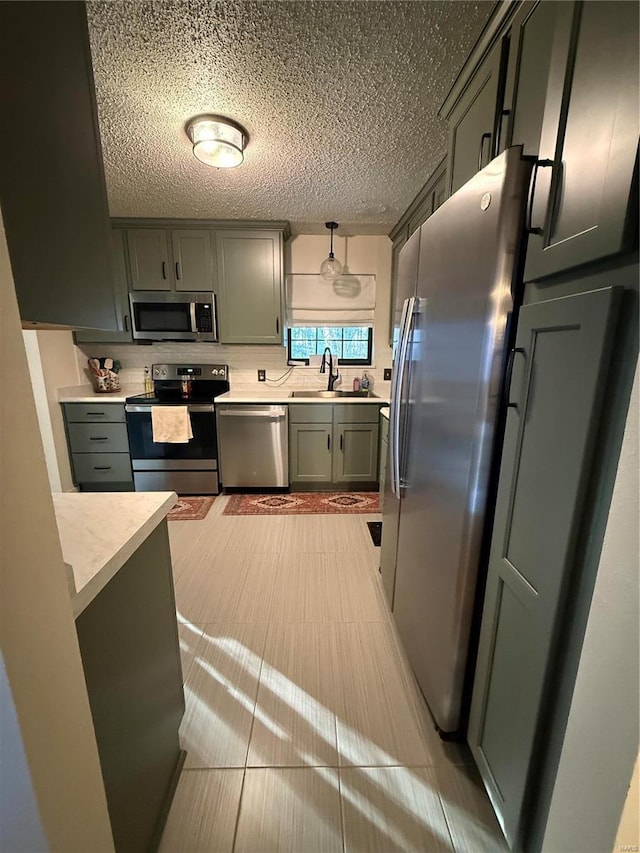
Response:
[212,294,219,341]
[190,302,198,335]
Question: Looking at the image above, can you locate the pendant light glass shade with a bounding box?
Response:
[186,115,247,168]
[320,221,342,280]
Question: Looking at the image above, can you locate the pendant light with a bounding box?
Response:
[320,221,343,280]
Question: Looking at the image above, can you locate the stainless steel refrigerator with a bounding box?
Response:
[380,147,532,735]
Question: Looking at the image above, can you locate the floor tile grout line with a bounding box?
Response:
[230,766,247,853]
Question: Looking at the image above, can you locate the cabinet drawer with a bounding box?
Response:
[63,403,126,423]
[333,404,380,424]
[72,452,133,484]
[288,404,333,424]
[67,422,130,454]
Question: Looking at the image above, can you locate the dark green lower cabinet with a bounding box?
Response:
[288,404,380,488]
[332,422,379,483]
[468,287,620,847]
[76,522,185,852]
[289,423,333,484]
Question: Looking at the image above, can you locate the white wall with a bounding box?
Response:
[74,234,394,394]
[23,330,79,492]
[542,360,639,852]
[0,212,114,851]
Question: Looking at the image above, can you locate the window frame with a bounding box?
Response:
[287,326,373,366]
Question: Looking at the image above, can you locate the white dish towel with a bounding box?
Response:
[151,406,193,443]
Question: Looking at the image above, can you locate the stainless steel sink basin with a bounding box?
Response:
[289,390,378,398]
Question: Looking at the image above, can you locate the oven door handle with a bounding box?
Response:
[125,404,214,413]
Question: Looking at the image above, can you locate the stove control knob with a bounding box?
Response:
[212,368,219,375]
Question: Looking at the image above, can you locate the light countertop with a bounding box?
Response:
[52,491,177,618]
[58,384,144,403]
[380,407,390,420]
[217,386,390,405]
[56,383,390,406]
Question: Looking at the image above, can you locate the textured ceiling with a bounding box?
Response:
[87,1,494,234]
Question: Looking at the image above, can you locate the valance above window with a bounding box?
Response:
[285,274,376,327]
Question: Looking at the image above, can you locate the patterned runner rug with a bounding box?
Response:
[223,492,380,516]
[167,496,215,521]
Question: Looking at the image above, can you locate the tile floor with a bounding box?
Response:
[161,496,507,852]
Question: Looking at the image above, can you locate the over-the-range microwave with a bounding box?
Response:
[129,291,218,342]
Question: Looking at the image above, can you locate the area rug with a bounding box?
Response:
[167,496,215,521]
[223,492,380,516]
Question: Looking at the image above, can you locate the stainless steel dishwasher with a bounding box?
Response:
[216,404,288,489]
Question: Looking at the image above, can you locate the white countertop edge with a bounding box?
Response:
[53,491,177,618]
[57,384,144,403]
[216,389,390,405]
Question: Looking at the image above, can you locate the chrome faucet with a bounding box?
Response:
[320,347,340,391]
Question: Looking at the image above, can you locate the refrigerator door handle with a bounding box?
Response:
[391,296,417,497]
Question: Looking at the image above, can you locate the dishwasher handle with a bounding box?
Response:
[217,407,287,418]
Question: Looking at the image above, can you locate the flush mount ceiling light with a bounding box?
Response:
[186,115,247,168]
[320,221,343,280]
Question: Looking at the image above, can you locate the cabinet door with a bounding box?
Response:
[332,422,379,483]
[289,424,333,484]
[126,229,172,291]
[74,230,133,342]
[468,287,620,847]
[525,1,639,282]
[0,2,117,330]
[216,230,282,344]
[502,0,556,155]
[171,229,215,292]
[446,40,508,196]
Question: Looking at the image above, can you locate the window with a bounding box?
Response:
[288,326,373,365]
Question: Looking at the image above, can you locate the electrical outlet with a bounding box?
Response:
[257,369,266,382]
[383,368,392,381]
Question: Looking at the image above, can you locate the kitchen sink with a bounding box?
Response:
[289,390,378,398]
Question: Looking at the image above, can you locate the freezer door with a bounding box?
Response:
[392,147,532,733]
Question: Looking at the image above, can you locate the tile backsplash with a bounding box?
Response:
[75,342,392,394]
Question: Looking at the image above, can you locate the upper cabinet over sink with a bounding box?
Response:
[0,1,118,331]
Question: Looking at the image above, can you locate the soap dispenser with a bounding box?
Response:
[361,371,370,390]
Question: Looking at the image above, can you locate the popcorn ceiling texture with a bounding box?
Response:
[86,1,493,233]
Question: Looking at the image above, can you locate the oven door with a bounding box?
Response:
[125,404,218,464]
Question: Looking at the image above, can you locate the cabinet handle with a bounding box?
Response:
[175,261,181,280]
[340,434,343,451]
[124,314,129,332]
[89,436,108,441]
[526,159,554,234]
[327,434,331,451]
[93,466,112,471]
[86,412,104,416]
[276,317,279,334]
[162,261,167,279]
[478,132,492,171]
[505,347,526,409]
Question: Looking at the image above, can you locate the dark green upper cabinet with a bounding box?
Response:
[74,230,133,343]
[524,0,639,282]
[444,39,509,196]
[0,2,118,330]
[502,0,556,155]
[215,230,283,344]
[126,230,172,291]
[171,230,214,292]
[126,228,214,293]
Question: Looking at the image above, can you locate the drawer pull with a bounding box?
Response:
[93,466,112,471]
[89,436,109,441]
[86,412,104,416]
